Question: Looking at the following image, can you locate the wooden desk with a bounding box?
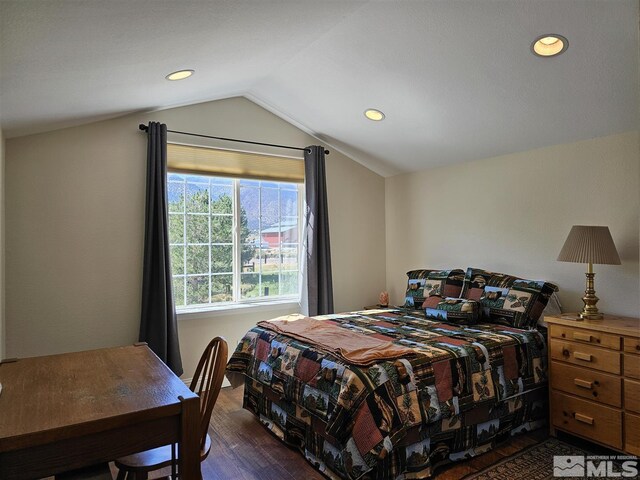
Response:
[0,344,200,480]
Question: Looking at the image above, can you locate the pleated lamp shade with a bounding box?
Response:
[557,226,621,265]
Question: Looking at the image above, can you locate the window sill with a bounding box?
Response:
[176,298,300,320]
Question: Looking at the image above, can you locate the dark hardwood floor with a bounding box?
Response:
[187,386,548,480]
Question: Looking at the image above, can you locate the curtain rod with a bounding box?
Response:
[138,124,329,155]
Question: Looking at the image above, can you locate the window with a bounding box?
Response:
[168,172,303,310]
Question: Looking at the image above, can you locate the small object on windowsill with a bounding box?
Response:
[379,291,389,307]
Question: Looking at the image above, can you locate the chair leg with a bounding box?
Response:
[115,470,126,480]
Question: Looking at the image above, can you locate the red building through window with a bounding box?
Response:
[260,220,298,248]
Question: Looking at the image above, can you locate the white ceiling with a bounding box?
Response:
[1,0,638,176]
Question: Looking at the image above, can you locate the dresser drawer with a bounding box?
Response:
[551,391,622,449]
[624,337,640,354]
[550,324,620,350]
[625,354,640,379]
[624,378,640,413]
[550,361,621,407]
[550,339,621,374]
[625,413,640,456]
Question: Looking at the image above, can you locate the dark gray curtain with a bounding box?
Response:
[139,122,183,376]
[303,146,334,316]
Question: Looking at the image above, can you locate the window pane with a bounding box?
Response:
[280,189,298,217]
[280,217,299,245]
[240,179,260,187]
[168,182,185,213]
[169,214,184,243]
[212,275,233,302]
[186,245,209,274]
[241,253,257,273]
[186,214,208,244]
[261,272,279,297]
[211,215,233,243]
[280,271,298,296]
[241,273,260,298]
[211,187,232,214]
[260,187,279,227]
[211,177,233,186]
[239,186,259,242]
[262,250,278,274]
[170,246,185,275]
[186,183,209,213]
[172,276,185,306]
[211,245,232,273]
[185,175,205,183]
[186,275,209,305]
[281,247,298,271]
[241,241,257,269]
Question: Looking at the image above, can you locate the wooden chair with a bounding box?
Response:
[114,337,228,480]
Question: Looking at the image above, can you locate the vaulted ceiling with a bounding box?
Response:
[1,0,638,176]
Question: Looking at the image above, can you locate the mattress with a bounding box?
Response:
[226,308,548,479]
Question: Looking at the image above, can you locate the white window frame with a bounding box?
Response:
[169,173,304,314]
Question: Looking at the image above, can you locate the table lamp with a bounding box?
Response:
[557,225,621,319]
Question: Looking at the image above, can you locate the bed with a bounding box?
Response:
[226,307,548,479]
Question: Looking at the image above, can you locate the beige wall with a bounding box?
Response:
[6,94,636,381]
[0,128,4,360]
[386,131,640,317]
[5,97,386,377]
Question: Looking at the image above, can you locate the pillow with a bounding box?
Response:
[403,269,465,309]
[423,296,479,325]
[461,267,558,329]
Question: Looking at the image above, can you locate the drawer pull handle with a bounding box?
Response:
[574,352,592,362]
[574,413,594,425]
[573,332,593,342]
[574,378,593,389]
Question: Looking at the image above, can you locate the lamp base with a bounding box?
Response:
[579,311,604,320]
[580,269,603,320]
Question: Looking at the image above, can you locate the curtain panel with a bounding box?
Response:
[302,145,334,316]
[139,122,183,376]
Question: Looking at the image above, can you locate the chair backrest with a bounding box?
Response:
[189,336,228,451]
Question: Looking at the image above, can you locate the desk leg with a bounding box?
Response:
[179,396,201,480]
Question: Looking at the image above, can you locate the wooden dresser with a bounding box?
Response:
[546,313,640,455]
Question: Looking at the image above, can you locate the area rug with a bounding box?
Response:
[460,437,591,480]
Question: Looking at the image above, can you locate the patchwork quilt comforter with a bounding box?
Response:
[226,308,548,479]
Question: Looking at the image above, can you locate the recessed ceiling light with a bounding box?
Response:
[531,34,568,57]
[364,109,385,121]
[165,69,195,81]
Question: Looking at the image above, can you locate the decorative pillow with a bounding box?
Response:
[403,269,465,309]
[423,296,479,325]
[460,267,558,329]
